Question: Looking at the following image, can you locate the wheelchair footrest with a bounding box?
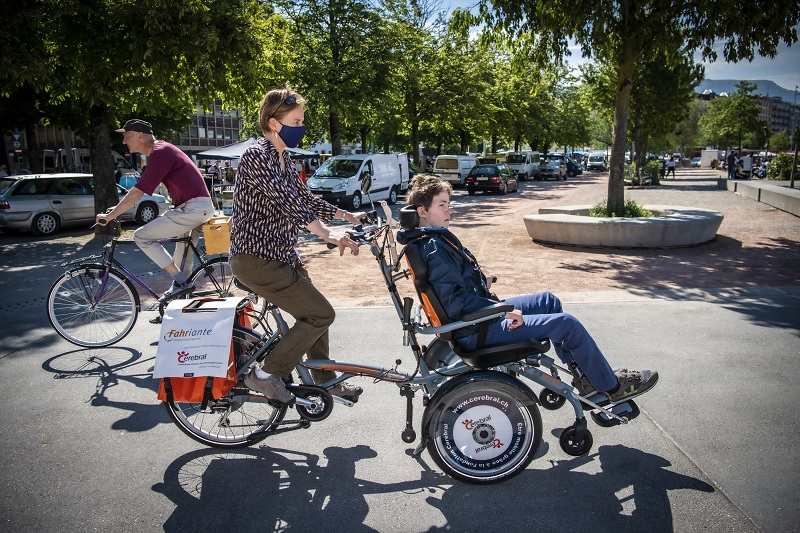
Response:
[590,400,640,427]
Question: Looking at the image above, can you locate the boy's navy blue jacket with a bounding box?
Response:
[397,227,499,339]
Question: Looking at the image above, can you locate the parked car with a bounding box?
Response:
[537,153,567,180]
[546,153,583,178]
[432,154,478,187]
[465,163,518,195]
[308,153,409,209]
[691,156,702,167]
[0,173,169,237]
[505,151,540,180]
[587,152,608,172]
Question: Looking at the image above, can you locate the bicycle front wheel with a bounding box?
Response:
[189,257,268,315]
[47,264,139,347]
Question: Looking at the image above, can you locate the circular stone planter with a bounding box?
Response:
[522,205,724,248]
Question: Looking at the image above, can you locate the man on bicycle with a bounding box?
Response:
[96,119,214,301]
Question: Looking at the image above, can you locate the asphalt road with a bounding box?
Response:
[0,195,798,532]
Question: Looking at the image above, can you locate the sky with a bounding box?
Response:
[444,1,800,92]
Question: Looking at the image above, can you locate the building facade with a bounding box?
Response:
[756,95,799,134]
[2,99,244,174]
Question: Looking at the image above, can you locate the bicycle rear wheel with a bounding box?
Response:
[47,264,139,347]
[187,257,268,315]
[164,325,286,447]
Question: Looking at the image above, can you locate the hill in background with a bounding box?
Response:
[696,79,797,103]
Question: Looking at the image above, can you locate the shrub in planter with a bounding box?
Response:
[766,154,795,180]
[589,198,653,218]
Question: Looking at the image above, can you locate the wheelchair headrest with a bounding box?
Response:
[399,205,420,230]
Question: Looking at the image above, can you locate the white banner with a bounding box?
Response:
[152,298,244,379]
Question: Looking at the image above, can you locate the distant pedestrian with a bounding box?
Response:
[727,151,737,179]
[0,164,8,178]
[665,157,676,179]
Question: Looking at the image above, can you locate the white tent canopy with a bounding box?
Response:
[196,138,317,160]
[195,138,257,160]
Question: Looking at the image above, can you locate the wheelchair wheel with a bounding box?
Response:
[559,424,593,456]
[423,371,542,484]
[539,389,566,410]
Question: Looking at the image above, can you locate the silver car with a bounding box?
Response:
[537,154,567,181]
[0,173,169,236]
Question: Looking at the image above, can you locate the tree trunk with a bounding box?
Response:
[329,110,341,155]
[491,133,498,154]
[608,34,638,214]
[0,122,11,171]
[411,120,420,165]
[360,125,368,154]
[633,107,645,178]
[25,123,42,174]
[459,128,468,154]
[89,103,117,235]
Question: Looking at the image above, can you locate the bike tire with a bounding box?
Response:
[47,264,139,347]
[424,371,542,484]
[164,325,287,448]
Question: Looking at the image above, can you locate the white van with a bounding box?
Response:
[432,155,477,187]
[505,151,540,180]
[307,153,409,210]
[587,152,608,172]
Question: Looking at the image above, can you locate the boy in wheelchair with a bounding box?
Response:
[399,174,658,404]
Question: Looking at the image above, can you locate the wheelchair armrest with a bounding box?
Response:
[462,302,513,322]
[414,304,511,336]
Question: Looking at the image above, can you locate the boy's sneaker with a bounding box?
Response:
[608,369,659,403]
[329,382,363,401]
[160,281,195,302]
[243,370,295,404]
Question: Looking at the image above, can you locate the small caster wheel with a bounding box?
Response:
[401,428,416,443]
[559,425,593,456]
[539,389,566,410]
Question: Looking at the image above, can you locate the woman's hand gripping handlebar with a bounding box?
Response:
[326,210,382,253]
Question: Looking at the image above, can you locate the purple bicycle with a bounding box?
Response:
[46,220,265,347]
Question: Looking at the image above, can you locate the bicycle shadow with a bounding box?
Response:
[41,346,166,432]
[152,442,714,532]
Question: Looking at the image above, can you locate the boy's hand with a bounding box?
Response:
[505,309,524,329]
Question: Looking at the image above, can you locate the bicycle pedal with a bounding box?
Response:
[332,395,356,407]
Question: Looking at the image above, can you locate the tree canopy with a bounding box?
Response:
[1,0,281,218]
[458,0,800,211]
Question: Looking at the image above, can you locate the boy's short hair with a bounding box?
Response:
[406,174,452,208]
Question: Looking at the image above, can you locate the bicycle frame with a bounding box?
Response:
[60,226,205,303]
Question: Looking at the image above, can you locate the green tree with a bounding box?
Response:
[698,81,762,151]
[458,1,800,214]
[769,129,791,151]
[277,0,392,155]
[1,0,280,225]
[380,0,443,163]
[554,82,591,152]
[426,32,496,154]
